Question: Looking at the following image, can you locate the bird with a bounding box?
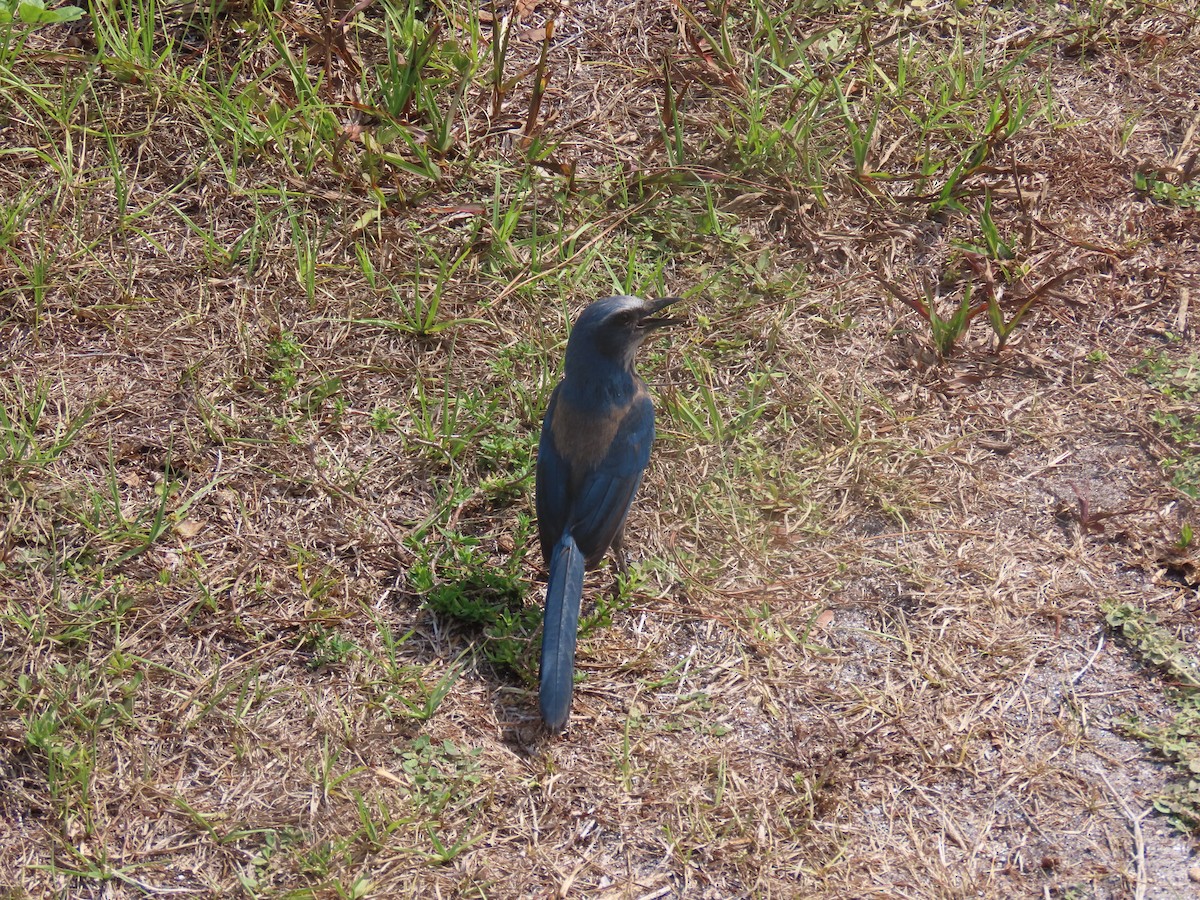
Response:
[535,294,684,733]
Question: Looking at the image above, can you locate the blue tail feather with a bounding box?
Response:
[539,534,585,732]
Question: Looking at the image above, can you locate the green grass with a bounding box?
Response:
[3,0,1200,895]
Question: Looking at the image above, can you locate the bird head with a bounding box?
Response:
[566,295,684,371]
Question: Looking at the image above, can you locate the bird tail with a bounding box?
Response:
[539,533,585,732]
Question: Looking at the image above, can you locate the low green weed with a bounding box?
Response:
[1134,170,1200,209]
[0,0,82,24]
[409,527,537,679]
[1133,352,1200,497]
[1103,600,1200,833]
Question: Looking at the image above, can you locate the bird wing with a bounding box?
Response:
[536,386,569,564]
[562,392,655,568]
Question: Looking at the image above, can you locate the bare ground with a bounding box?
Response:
[1,1,1199,897]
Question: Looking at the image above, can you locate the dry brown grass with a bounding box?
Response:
[2,0,1199,897]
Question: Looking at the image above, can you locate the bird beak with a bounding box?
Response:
[638,296,685,330]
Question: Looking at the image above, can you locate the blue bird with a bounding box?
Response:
[536,294,684,732]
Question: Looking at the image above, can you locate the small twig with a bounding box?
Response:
[1013,450,1074,485]
[1070,630,1105,685]
[522,19,555,140]
[1170,113,1199,173]
[1030,219,1125,257]
[872,267,929,319]
[1017,265,1089,309]
[1096,768,1150,900]
[336,0,377,30]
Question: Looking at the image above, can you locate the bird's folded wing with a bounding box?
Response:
[566,396,654,564]
[536,389,569,561]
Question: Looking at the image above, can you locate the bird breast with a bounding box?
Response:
[549,380,649,473]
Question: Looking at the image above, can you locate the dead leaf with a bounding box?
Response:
[428,204,487,216]
[174,519,204,540]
